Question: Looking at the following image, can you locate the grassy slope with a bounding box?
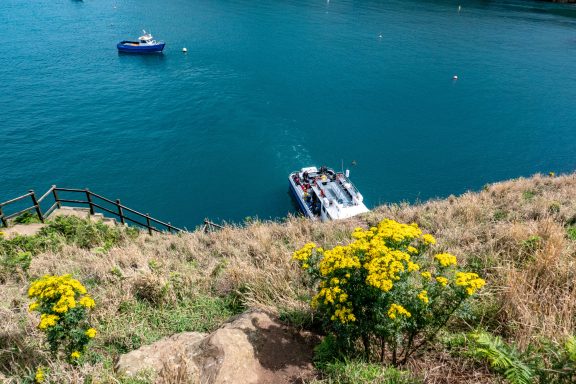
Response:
[2,172,576,383]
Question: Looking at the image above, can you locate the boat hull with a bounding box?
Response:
[289,173,316,220]
[117,41,165,53]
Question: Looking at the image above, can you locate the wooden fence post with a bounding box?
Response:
[29,190,44,223]
[52,186,61,209]
[86,189,95,215]
[116,199,125,225]
[0,206,7,227]
[146,213,152,235]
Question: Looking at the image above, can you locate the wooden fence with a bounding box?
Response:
[0,186,223,234]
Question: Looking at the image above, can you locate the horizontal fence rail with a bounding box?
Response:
[0,186,215,235]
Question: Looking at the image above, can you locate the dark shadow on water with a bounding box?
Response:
[117,51,167,66]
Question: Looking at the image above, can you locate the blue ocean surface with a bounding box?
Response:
[2,0,576,228]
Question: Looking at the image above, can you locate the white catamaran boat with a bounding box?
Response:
[289,166,369,221]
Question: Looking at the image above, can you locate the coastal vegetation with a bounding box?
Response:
[1,172,576,382]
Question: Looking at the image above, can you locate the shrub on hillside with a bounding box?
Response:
[28,274,97,363]
[293,219,485,365]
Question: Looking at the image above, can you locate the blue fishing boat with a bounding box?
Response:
[117,31,165,53]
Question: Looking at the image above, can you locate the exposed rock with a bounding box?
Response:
[116,332,206,378]
[115,310,319,384]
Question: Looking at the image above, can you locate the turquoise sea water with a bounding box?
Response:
[2,0,576,227]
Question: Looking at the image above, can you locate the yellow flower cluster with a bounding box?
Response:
[28,274,95,315]
[365,254,405,291]
[407,261,420,272]
[455,272,486,295]
[331,304,356,323]
[318,246,361,276]
[85,328,97,338]
[38,314,59,330]
[313,285,347,306]
[312,276,356,323]
[364,220,423,244]
[388,303,411,320]
[422,234,436,245]
[435,253,458,267]
[78,296,96,309]
[417,290,429,304]
[292,242,316,269]
[435,276,449,287]
[421,271,432,280]
[70,351,81,360]
[35,367,44,383]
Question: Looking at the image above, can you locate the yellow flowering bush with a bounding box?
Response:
[28,274,97,363]
[293,219,485,365]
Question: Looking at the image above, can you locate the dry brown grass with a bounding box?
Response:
[2,172,576,382]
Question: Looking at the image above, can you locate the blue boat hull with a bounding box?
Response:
[117,41,165,53]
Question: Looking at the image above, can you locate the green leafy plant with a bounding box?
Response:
[28,274,97,363]
[522,235,542,252]
[293,219,486,365]
[566,226,576,241]
[469,332,533,384]
[13,211,42,224]
[465,332,576,384]
[528,336,576,384]
[522,190,536,201]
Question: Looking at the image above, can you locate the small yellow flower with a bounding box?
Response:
[455,272,486,295]
[78,295,95,309]
[85,327,97,338]
[422,234,436,245]
[28,301,39,312]
[407,261,420,272]
[435,276,449,287]
[35,367,44,383]
[417,290,429,304]
[70,351,81,360]
[421,271,432,280]
[38,314,59,330]
[388,303,411,320]
[435,253,458,267]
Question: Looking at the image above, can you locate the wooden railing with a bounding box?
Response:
[0,186,184,235]
[0,190,44,227]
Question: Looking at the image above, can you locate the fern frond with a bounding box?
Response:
[469,332,534,384]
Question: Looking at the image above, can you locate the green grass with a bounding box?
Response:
[310,360,420,384]
[566,226,576,241]
[95,295,239,355]
[522,190,536,201]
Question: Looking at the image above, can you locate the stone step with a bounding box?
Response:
[0,223,46,238]
[48,207,91,220]
[48,207,118,227]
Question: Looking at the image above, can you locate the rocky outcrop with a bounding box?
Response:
[115,311,318,384]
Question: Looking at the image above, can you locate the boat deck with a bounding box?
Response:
[289,166,369,221]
